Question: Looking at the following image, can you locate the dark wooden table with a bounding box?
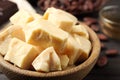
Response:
[84,40,120,80]
[85,0,120,80]
[0,0,120,80]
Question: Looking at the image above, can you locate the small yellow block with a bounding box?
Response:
[74,34,91,62]
[32,47,61,72]
[4,38,38,69]
[72,24,89,39]
[0,25,25,55]
[43,7,78,32]
[24,19,68,53]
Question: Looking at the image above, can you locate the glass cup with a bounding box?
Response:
[99,5,120,40]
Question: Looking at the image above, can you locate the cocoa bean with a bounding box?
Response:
[85,0,93,11]
[78,0,84,5]
[96,56,108,67]
[90,24,100,32]
[93,0,102,10]
[101,42,106,50]
[44,0,50,10]
[105,49,119,57]
[97,33,108,41]
[83,17,98,26]
[70,1,78,10]
[83,3,89,11]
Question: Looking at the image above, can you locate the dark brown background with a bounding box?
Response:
[85,0,120,80]
[0,0,120,80]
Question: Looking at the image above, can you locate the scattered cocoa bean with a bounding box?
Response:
[50,0,58,8]
[90,24,100,32]
[93,0,102,10]
[96,56,108,67]
[83,3,89,11]
[44,0,50,10]
[84,17,98,23]
[101,42,106,50]
[85,0,93,11]
[105,49,119,57]
[70,1,78,11]
[38,0,106,15]
[83,17,98,26]
[97,33,108,41]
[84,20,92,26]
[60,0,70,6]
[78,0,84,5]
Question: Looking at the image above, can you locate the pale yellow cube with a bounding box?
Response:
[74,34,91,62]
[43,7,78,32]
[0,35,12,55]
[24,19,68,53]
[4,38,38,69]
[32,47,61,72]
[59,55,69,69]
[31,13,42,20]
[0,25,25,55]
[10,10,42,27]
[62,35,82,65]
[10,10,34,26]
[72,24,89,39]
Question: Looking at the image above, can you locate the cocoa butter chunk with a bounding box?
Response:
[10,10,42,27]
[0,0,18,25]
[4,38,38,69]
[43,7,78,32]
[74,34,92,62]
[32,47,61,72]
[24,19,68,53]
[0,25,25,55]
[72,24,89,39]
[62,35,82,65]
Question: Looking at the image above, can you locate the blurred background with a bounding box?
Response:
[0,0,120,80]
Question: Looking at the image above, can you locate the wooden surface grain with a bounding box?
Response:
[0,0,120,80]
